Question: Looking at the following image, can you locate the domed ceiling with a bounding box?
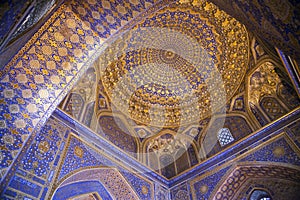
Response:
[60,0,251,178]
[98,0,249,128]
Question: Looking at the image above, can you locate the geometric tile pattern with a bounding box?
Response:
[49,128,159,200]
[260,96,287,120]
[121,170,154,200]
[154,184,169,200]
[53,132,157,199]
[69,0,165,39]
[240,137,300,166]
[0,4,101,176]
[277,81,300,110]
[249,102,268,126]
[225,116,253,140]
[236,179,300,200]
[248,61,281,105]
[21,118,66,177]
[232,96,245,112]
[288,121,300,148]
[204,115,253,157]
[82,101,95,127]
[2,116,69,200]
[97,115,138,157]
[191,166,231,200]
[57,135,105,181]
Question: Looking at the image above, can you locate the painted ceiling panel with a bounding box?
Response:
[0,0,299,199]
[59,0,300,179]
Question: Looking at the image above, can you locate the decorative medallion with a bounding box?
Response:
[141,185,149,195]
[38,141,50,154]
[273,146,285,157]
[74,146,84,158]
[200,185,208,194]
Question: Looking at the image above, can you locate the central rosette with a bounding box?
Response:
[159,49,178,64]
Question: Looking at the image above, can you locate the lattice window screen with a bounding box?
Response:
[217,128,234,147]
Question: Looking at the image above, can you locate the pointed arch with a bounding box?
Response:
[52,167,139,200]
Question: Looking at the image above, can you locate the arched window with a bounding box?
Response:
[249,189,272,200]
[217,128,234,147]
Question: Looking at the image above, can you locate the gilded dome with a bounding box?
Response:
[98,1,249,128]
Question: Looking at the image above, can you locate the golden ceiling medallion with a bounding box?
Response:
[99,1,249,128]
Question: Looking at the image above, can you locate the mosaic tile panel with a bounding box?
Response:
[288,121,300,148]
[260,96,287,120]
[232,95,245,112]
[190,132,300,199]
[97,115,138,156]
[69,0,160,39]
[209,116,253,142]
[2,112,164,199]
[63,93,84,120]
[248,61,281,105]
[8,175,42,198]
[121,170,154,200]
[57,136,104,180]
[170,182,190,200]
[1,4,102,177]
[2,116,69,200]
[250,38,267,64]
[21,118,66,177]
[191,166,231,200]
[154,184,169,200]
[83,101,95,127]
[57,168,140,200]
[204,115,253,157]
[240,137,300,166]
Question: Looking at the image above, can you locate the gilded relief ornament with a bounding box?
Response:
[98,2,249,128]
[248,61,281,104]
